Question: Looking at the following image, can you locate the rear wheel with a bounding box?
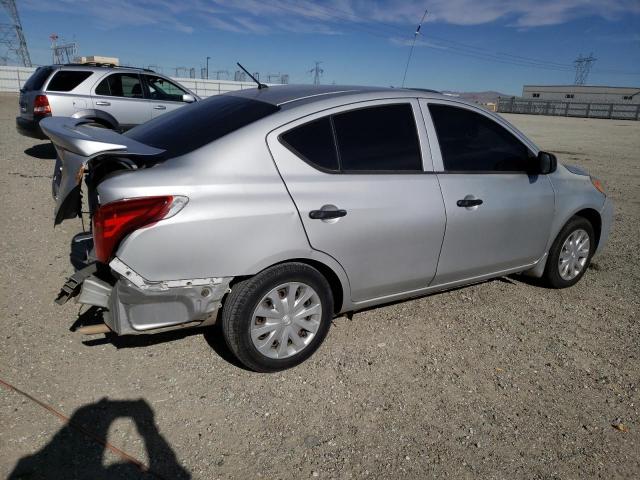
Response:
[541,216,595,288]
[221,263,333,372]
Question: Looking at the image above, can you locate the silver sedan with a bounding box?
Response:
[42,85,613,372]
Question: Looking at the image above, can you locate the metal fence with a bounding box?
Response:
[497,97,640,121]
[0,65,259,98]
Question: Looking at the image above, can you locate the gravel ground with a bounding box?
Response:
[0,93,638,479]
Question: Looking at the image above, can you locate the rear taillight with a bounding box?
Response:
[92,196,187,263]
[33,94,51,115]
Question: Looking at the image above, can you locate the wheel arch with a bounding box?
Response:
[230,256,350,315]
[573,208,602,250]
[70,109,119,130]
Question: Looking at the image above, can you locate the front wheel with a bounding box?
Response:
[541,216,595,288]
[221,263,334,372]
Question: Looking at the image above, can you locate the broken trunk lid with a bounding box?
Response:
[40,117,165,225]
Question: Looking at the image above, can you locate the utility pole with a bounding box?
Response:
[206,56,210,80]
[574,53,596,85]
[0,0,32,66]
[309,61,323,85]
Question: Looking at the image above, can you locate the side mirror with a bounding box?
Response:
[536,151,557,175]
[182,94,196,103]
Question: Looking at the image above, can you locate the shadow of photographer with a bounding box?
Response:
[9,398,190,480]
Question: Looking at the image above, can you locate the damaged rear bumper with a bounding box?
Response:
[60,259,232,335]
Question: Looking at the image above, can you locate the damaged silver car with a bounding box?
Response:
[42,85,613,372]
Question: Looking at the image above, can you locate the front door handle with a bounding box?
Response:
[456,198,483,207]
[154,105,167,110]
[309,209,347,220]
[95,101,110,106]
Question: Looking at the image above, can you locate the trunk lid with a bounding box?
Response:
[40,116,165,225]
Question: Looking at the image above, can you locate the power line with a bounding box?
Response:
[267,2,640,77]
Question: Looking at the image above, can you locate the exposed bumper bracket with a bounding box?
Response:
[55,263,98,305]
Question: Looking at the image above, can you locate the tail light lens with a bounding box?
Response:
[33,94,51,115]
[92,196,187,263]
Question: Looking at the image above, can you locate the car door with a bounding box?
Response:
[92,72,151,129]
[143,74,192,118]
[267,99,446,303]
[421,99,555,286]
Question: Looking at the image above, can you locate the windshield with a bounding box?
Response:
[126,94,279,158]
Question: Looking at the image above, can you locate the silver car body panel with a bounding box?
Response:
[266,98,446,301]
[41,85,613,332]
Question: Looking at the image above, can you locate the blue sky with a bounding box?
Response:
[14,0,640,94]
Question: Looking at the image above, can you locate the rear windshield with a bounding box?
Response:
[126,94,279,158]
[22,66,53,91]
[46,70,93,92]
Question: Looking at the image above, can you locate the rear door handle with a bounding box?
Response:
[456,198,483,207]
[154,105,167,110]
[309,209,347,220]
[95,101,110,106]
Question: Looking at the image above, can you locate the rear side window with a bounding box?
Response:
[46,70,93,92]
[428,104,531,172]
[333,104,422,171]
[22,66,53,91]
[126,94,279,158]
[280,117,339,171]
[95,73,144,98]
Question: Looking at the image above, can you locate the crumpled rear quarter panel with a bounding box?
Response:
[97,123,312,282]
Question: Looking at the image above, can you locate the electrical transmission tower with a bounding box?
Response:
[0,0,32,66]
[574,53,596,85]
[309,61,323,85]
[50,33,78,64]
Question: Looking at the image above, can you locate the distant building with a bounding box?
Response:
[522,85,640,104]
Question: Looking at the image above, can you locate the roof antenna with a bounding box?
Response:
[237,62,268,89]
[401,8,428,88]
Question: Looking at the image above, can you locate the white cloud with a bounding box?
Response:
[20,0,640,34]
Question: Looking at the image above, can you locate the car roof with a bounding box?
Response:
[48,63,155,74]
[228,84,454,110]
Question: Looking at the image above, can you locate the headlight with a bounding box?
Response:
[590,176,606,195]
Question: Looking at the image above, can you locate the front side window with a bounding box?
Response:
[46,70,92,92]
[95,73,143,98]
[428,104,532,172]
[145,75,188,102]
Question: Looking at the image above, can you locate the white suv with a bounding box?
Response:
[16,63,198,139]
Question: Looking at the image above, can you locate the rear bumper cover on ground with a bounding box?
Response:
[72,258,233,335]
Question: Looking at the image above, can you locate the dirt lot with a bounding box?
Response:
[1,92,638,479]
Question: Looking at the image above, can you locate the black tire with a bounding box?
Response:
[221,263,334,372]
[541,216,595,289]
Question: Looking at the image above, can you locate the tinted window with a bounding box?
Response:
[428,104,531,172]
[280,117,338,171]
[332,104,422,171]
[126,94,279,158]
[95,74,143,98]
[46,70,92,92]
[22,66,53,91]
[145,75,188,102]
